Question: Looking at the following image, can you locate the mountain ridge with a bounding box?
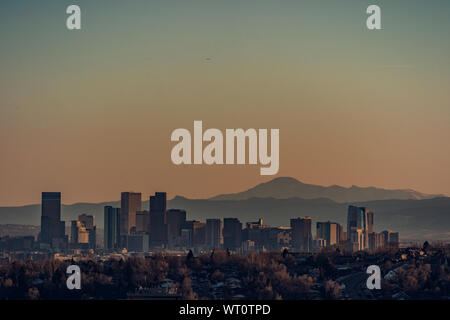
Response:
[208,177,443,202]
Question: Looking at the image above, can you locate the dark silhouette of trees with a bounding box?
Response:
[0,244,448,300]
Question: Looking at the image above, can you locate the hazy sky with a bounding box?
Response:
[1,0,450,205]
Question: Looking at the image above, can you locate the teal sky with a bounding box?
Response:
[1,1,450,205]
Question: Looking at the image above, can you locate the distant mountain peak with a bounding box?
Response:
[209,177,442,203]
[268,176,302,183]
[172,195,188,201]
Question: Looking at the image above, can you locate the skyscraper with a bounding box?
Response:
[381,230,400,248]
[149,192,167,247]
[120,192,142,235]
[316,221,340,247]
[104,206,120,251]
[40,192,66,249]
[290,217,312,253]
[192,221,206,248]
[367,210,374,234]
[70,214,96,249]
[136,210,150,233]
[166,209,186,240]
[165,209,186,249]
[206,219,222,249]
[78,214,96,249]
[368,232,384,252]
[223,218,242,251]
[347,206,371,251]
[242,218,269,250]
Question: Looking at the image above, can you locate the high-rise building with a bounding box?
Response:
[120,192,142,235]
[338,224,346,243]
[79,214,96,249]
[181,220,195,248]
[166,209,187,246]
[71,221,89,246]
[40,192,66,249]
[150,192,167,212]
[192,221,206,248]
[381,230,400,248]
[79,214,95,230]
[70,214,96,249]
[206,219,222,249]
[368,232,384,252]
[149,192,167,247]
[314,238,327,251]
[180,229,192,249]
[104,206,120,251]
[347,206,371,251]
[290,217,312,253]
[261,227,291,252]
[124,234,149,252]
[242,218,269,250]
[350,228,365,251]
[367,210,374,234]
[316,221,341,247]
[136,210,150,233]
[389,232,399,248]
[223,218,242,251]
[71,220,82,244]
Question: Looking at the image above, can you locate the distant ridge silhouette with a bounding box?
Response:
[209,177,443,203]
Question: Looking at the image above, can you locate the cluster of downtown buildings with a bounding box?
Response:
[1,192,400,254]
[103,193,399,254]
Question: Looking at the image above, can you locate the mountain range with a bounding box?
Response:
[0,177,448,242]
[209,177,443,202]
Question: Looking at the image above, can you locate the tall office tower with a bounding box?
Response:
[71,220,80,244]
[381,230,400,248]
[71,214,96,249]
[316,221,339,247]
[223,218,242,251]
[104,206,121,251]
[40,192,66,249]
[166,209,187,239]
[136,210,150,233]
[367,210,374,234]
[206,219,222,249]
[80,214,96,249]
[261,227,291,251]
[337,223,345,243]
[290,217,312,253]
[389,232,400,248]
[70,221,89,245]
[368,232,384,252]
[192,221,206,248]
[150,192,167,212]
[180,229,192,249]
[120,192,142,235]
[181,220,194,247]
[149,192,168,247]
[78,214,95,230]
[242,218,269,249]
[347,206,370,251]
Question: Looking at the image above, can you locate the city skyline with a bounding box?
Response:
[37,190,399,254]
[1,0,450,206]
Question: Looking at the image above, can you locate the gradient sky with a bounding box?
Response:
[1,0,450,205]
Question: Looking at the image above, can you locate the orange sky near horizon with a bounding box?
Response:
[1,0,450,206]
